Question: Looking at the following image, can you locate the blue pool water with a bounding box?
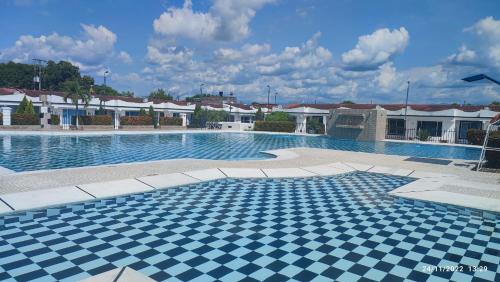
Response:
[0,172,498,281]
[0,132,480,172]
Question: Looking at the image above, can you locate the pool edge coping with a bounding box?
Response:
[1,162,499,219]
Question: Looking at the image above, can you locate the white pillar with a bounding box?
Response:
[1,107,11,126]
[295,115,307,133]
[180,113,187,127]
[114,111,120,129]
[322,115,327,135]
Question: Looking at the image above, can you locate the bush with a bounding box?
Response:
[265,111,293,122]
[81,115,112,125]
[467,129,487,145]
[120,116,152,126]
[50,114,60,125]
[160,117,182,126]
[417,129,430,141]
[307,119,325,134]
[11,113,39,125]
[254,121,296,132]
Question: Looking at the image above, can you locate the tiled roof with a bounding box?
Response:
[285,103,498,112]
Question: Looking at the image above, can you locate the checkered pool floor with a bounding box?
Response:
[0,172,498,281]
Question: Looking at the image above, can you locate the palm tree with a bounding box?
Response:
[63,80,91,128]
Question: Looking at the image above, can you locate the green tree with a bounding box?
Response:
[148,105,157,127]
[149,88,173,101]
[93,85,120,96]
[255,107,264,121]
[79,75,95,90]
[16,96,29,114]
[121,91,135,97]
[44,60,81,90]
[491,101,500,106]
[63,80,91,128]
[341,100,355,104]
[25,100,35,115]
[0,62,33,89]
[139,108,147,116]
[266,111,292,122]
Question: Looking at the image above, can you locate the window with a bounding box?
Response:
[417,121,442,137]
[387,119,405,135]
[458,121,482,139]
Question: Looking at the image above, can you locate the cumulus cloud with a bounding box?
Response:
[0,24,126,71]
[153,0,275,42]
[465,16,500,67]
[446,45,477,65]
[341,27,409,70]
[117,51,133,64]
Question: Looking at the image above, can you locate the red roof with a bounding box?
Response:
[285,103,497,112]
[0,88,18,95]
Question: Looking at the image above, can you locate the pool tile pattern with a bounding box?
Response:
[0,133,480,172]
[0,172,499,281]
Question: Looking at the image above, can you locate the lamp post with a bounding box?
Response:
[274,90,278,106]
[404,81,410,131]
[200,83,204,96]
[103,70,109,87]
[267,85,271,111]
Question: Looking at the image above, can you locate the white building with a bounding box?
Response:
[1,88,499,144]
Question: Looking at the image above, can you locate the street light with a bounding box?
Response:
[462,74,500,85]
[103,70,109,87]
[200,83,205,96]
[404,81,410,130]
[267,85,271,110]
[274,90,278,106]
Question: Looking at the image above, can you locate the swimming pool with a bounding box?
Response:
[0,172,497,281]
[0,132,480,172]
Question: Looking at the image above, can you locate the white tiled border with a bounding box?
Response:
[0,161,498,215]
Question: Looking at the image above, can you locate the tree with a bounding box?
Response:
[341,100,355,104]
[63,80,91,128]
[492,101,500,106]
[16,96,29,114]
[0,62,33,89]
[148,105,157,128]
[44,60,81,90]
[121,91,134,97]
[149,88,173,101]
[255,107,264,121]
[265,111,292,122]
[139,108,147,116]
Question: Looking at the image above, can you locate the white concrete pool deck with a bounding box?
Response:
[0,148,498,215]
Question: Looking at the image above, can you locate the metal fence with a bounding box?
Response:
[385,127,465,144]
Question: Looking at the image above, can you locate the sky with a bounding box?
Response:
[1,0,500,104]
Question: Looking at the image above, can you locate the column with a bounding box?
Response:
[114,111,120,130]
[1,107,11,126]
[180,113,187,127]
[322,115,327,135]
[295,115,307,133]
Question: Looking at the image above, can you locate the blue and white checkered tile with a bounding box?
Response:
[0,171,498,281]
[0,133,478,172]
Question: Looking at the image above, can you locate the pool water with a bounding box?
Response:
[0,133,480,172]
[0,172,498,281]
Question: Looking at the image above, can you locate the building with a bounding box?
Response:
[1,87,499,144]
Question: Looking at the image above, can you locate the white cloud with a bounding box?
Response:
[465,16,500,67]
[341,27,409,70]
[0,24,126,71]
[118,51,133,64]
[153,0,275,42]
[446,45,477,65]
[376,62,397,90]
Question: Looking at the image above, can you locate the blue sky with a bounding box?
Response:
[1,0,499,104]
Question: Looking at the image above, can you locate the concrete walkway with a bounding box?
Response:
[0,148,499,215]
